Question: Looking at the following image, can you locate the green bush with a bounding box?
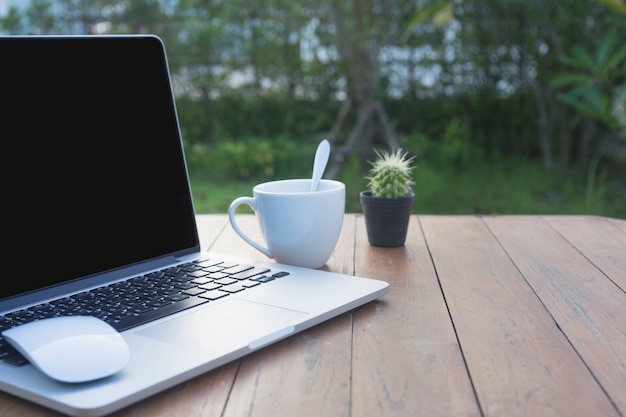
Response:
[177,93,540,160]
[190,150,625,218]
[176,96,340,145]
[402,118,482,169]
[185,135,318,182]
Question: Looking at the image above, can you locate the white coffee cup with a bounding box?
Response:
[228,179,345,268]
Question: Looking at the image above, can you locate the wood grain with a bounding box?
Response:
[224,314,354,417]
[607,216,626,233]
[2,214,623,417]
[222,214,358,417]
[484,215,625,415]
[208,213,267,262]
[323,212,357,275]
[351,215,479,416]
[112,362,239,417]
[543,215,626,291]
[421,215,619,417]
[0,392,63,417]
[195,214,229,251]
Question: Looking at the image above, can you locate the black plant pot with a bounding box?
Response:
[360,191,415,247]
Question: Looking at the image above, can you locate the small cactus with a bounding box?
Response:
[366,148,416,199]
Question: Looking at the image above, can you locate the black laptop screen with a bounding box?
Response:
[1,35,199,302]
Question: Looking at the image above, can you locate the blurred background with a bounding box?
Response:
[2,0,625,217]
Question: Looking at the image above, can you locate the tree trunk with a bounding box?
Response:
[326,99,400,179]
[324,0,402,179]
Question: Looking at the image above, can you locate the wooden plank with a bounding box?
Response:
[208,214,267,262]
[195,214,229,250]
[223,314,353,417]
[0,363,240,417]
[0,393,52,417]
[112,363,239,417]
[421,215,619,417]
[323,213,357,275]
[607,216,626,233]
[222,216,357,417]
[351,215,479,417]
[485,215,626,415]
[544,215,626,291]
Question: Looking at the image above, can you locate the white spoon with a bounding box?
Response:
[310,139,331,192]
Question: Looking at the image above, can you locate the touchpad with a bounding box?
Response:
[136,299,308,354]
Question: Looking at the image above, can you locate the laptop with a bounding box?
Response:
[0,35,389,416]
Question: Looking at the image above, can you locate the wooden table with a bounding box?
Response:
[2,214,625,417]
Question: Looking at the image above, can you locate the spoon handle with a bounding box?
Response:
[311,139,331,192]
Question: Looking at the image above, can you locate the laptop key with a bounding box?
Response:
[203,265,225,273]
[183,288,207,296]
[206,272,229,279]
[251,275,275,283]
[213,278,238,285]
[221,264,254,275]
[230,267,271,280]
[191,277,213,285]
[195,259,224,268]
[198,282,222,291]
[112,296,209,332]
[167,293,191,302]
[199,289,230,300]
[220,284,246,293]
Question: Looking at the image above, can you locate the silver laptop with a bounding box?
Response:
[0,35,389,416]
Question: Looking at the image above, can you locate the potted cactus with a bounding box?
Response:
[360,148,416,247]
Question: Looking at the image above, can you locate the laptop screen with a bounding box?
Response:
[1,35,199,302]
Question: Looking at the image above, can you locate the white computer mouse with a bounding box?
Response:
[2,315,130,383]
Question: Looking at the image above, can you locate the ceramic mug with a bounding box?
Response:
[228,179,345,268]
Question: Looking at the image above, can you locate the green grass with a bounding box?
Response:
[189,180,255,214]
[189,156,626,218]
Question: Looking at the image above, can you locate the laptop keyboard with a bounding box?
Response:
[0,257,289,367]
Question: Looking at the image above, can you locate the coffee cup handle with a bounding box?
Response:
[228,196,272,258]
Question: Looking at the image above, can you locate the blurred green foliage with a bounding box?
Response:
[190,152,625,218]
[2,0,625,217]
